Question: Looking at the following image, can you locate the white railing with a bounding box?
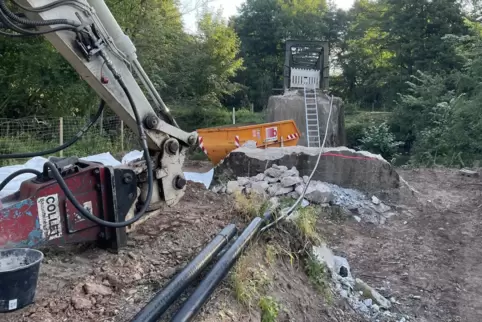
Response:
[290,68,320,89]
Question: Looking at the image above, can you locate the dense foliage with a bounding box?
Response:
[2,0,482,165]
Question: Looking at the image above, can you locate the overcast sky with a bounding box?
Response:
[181,0,356,33]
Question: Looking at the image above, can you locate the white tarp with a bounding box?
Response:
[122,150,214,189]
[0,151,213,200]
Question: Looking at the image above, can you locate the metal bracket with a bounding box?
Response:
[145,116,198,147]
[159,138,187,206]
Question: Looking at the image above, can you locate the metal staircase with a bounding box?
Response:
[303,84,321,147]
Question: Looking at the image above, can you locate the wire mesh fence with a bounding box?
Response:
[0,115,140,166]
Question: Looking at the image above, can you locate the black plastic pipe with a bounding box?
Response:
[170,217,265,322]
[130,224,237,322]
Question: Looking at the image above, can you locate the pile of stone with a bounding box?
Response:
[212,164,397,225]
[314,244,411,322]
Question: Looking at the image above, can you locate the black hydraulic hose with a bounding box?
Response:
[0,101,105,160]
[130,224,238,322]
[0,169,41,192]
[0,9,76,36]
[38,51,154,229]
[11,0,88,13]
[170,217,265,322]
[0,0,80,27]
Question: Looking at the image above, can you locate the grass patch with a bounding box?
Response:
[259,296,280,322]
[264,244,279,266]
[293,206,322,244]
[264,242,296,268]
[234,191,269,221]
[231,248,272,309]
[305,255,333,303]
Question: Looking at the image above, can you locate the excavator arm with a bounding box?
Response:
[16,0,198,206]
[0,0,198,250]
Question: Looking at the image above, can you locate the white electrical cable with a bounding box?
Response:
[261,94,335,232]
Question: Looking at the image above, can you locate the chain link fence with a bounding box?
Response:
[0,115,140,166]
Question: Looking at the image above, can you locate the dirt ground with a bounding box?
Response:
[316,168,482,322]
[1,166,481,322]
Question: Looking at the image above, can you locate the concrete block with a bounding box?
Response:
[214,146,400,194]
[266,90,346,147]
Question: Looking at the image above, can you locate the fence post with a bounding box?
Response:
[232,108,235,125]
[120,120,124,151]
[100,110,104,135]
[59,117,64,157]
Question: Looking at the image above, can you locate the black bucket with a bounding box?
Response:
[0,248,44,312]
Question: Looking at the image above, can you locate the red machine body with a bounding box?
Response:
[0,160,138,252]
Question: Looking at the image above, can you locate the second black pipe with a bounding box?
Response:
[170,217,265,322]
[130,224,237,322]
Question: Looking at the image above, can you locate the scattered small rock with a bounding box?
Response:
[83,283,113,296]
[301,199,310,208]
[371,196,381,205]
[237,177,250,186]
[287,191,299,199]
[459,169,479,177]
[272,164,288,172]
[251,181,269,195]
[268,183,294,197]
[280,166,299,178]
[268,197,280,210]
[71,295,93,310]
[161,267,177,278]
[280,176,302,187]
[211,185,225,194]
[354,278,392,309]
[295,182,334,204]
[226,181,243,194]
[251,173,265,182]
[264,167,284,178]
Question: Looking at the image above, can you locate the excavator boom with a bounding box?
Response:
[0,0,198,250]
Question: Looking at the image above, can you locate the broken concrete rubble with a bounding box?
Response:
[251,173,265,182]
[264,167,285,178]
[251,181,269,195]
[280,176,302,187]
[237,177,250,186]
[268,183,294,197]
[217,164,398,225]
[295,182,333,204]
[226,181,242,194]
